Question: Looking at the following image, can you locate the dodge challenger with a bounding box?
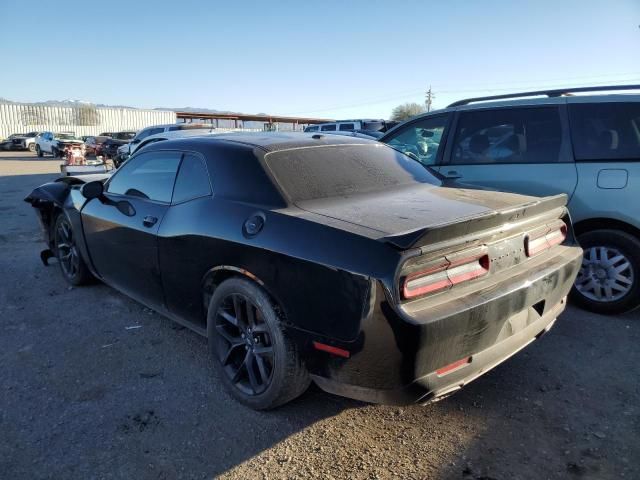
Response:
[25,133,582,409]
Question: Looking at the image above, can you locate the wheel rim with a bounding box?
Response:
[55,219,80,279]
[214,293,274,395]
[575,246,634,302]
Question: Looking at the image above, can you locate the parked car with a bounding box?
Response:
[380,85,640,314]
[320,129,385,140]
[116,123,215,161]
[304,119,397,133]
[35,132,84,157]
[0,131,40,151]
[101,131,137,162]
[127,128,217,157]
[25,133,581,409]
[84,136,111,157]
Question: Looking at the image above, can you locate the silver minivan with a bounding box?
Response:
[381,85,640,314]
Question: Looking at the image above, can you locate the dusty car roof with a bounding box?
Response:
[182,131,378,153]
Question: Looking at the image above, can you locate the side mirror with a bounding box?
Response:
[81,180,104,200]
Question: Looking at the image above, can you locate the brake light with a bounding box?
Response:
[402,251,490,299]
[525,222,567,257]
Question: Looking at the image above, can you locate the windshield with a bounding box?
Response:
[55,133,80,140]
[264,143,439,202]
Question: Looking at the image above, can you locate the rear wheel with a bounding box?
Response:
[53,215,92,286]
[52,147,59,158]
[28,143,36,153]
[207,277,310,409]
[36,145,43,157]
[572,229,640,314]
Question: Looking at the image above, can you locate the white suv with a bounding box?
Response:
[117,123,214,160]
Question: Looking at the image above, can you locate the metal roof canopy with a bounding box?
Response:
[175,111,333,124]
[447,84,640,108]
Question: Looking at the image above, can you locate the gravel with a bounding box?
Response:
[1,151,638,479]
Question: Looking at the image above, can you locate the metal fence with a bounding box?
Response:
[0,103,176,138]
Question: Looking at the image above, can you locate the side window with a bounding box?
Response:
[107,151,181,202]
[172,153,212,204]
[384,114,450,165]
[339,123,355,131]
[306,125,319,132]
[569,102,640,161]
[321,124,337,131]
[451,107,562,165]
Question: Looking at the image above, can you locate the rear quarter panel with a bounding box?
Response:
[157,197,401,342]
[569,162,640,229]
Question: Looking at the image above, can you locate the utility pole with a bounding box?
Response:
[425,86,435,112]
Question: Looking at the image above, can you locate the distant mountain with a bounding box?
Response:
[0,97,257,115]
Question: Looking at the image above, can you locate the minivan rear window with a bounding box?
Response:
[569,102,640,161]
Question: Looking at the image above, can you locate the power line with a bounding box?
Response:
[281,72,640,116]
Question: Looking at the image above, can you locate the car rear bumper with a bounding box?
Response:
[309,245,582,405]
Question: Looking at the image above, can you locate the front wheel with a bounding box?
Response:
[53,215,93,286]
[207,277,310,409]
[36,145,43,157]
[572,229,640,314]
[28,143,36,153]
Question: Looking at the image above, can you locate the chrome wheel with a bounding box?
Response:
[214,293,274,396]
[55,218,80,279]
[575,246,634,302]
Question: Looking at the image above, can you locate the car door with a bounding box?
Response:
[81,150,182,309]
[157,152,214,325]
[435,105,578,198]
[40,132,53,152]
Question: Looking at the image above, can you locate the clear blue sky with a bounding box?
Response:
[1,0,638,119]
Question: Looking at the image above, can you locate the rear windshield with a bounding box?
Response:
[264,144,439,202]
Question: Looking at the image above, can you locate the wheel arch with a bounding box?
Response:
[201,266,287,324]
[573,217,640,240]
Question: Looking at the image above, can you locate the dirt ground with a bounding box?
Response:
[0,150,638,480]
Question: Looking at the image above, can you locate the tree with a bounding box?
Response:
[390,102,426,122]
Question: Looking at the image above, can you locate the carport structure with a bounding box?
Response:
[174,111,333,131]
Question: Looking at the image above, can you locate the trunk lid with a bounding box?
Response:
[295,184,567,250]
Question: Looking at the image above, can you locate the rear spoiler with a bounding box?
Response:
[383,194,568,250]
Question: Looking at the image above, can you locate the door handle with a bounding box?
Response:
[142,215,158,228]
[445,170,462,179]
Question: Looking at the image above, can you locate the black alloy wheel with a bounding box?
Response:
[53,215,92,285]
[215,293,274,396]
[207,277,310,409]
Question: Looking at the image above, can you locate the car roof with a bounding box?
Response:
[150,131,378,153]
[381,91,640,138]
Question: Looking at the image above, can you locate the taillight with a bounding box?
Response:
[402,249,490,300]
[525,221,567,257]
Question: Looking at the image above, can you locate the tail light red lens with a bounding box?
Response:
[525,221,567,257]
[402,252,490,299]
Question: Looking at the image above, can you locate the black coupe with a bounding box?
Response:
[25,133,582,409]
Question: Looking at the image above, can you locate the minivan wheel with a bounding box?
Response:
[572,229,640,314]
[207,277,310,410]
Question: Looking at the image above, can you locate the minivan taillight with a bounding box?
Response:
[525,222,567,257]
[402,252,490,300]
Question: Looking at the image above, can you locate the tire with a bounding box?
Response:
[36,145,43,157]
[52,147,59,158]
[571,229,640,314]
[207,277,310,410]
[53,214,93,286]
[28,143,36,153]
